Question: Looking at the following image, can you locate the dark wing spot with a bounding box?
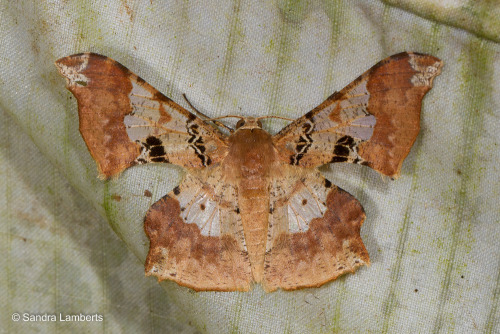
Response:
[235,207,240,214]
[149,145,166,157]
[324,179,332,188]
[333,145,350,157]
[200,204,206,210]
[146,136,162,146]
[173,186,180,195]
[302,199,308,205]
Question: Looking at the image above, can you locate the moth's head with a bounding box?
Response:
[235,117,263,130]
[208,115,293,134]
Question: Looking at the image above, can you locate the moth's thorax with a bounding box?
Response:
[224,128,277,180]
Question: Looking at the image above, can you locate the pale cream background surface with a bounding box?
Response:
[0,1,499,333]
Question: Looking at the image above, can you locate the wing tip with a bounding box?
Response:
[54,53,92,87]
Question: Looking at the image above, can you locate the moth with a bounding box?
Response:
[56,52,442,292]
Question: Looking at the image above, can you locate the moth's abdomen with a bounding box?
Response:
[238,183,269,282]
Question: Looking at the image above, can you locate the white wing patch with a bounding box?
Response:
[337,114,376,140]
[55,53,90,86]
[171,173,222,237]
[129,81,162,120]
[409,54,442,87]
[174,176,221,236]
[124,81,191,142]
[302,80,374,143]
[337,80,370,121]
[269,166,328,244]
[286,183,327,233]
[168,166,242,238]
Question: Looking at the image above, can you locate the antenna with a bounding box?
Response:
[207,115,245,121]
[256,115,295,122]
[182,94,234,133]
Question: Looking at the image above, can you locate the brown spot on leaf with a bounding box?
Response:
[120,0,135,21]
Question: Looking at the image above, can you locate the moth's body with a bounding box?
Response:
[56,52,442,292]
[224,122,277,282]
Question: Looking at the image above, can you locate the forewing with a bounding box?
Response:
[263,164,369,292]
[144,166,252,291]
[273,52,443,178]
[55,53,227,178]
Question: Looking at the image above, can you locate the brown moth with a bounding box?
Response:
[55,52,442,292]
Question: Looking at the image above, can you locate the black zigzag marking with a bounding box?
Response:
[186,119,212,166]
[290,121,314,165]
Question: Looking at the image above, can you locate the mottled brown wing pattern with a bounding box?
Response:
[144,165,252,291]
[55,53,227,178]
[274,52,443,178]
[263,165,369,292]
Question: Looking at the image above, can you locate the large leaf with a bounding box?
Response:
[1,1,499,333]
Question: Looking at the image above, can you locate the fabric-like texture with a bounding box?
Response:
[0,0,499,333]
